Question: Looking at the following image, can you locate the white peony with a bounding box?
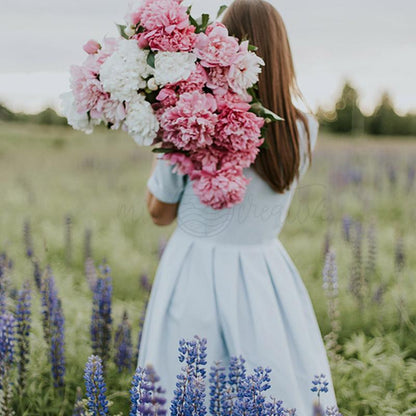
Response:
[228,41,265,94]
[125,94,159,146]
[153,52,197,86]
[59,91,101,134]
[99,39,153,102]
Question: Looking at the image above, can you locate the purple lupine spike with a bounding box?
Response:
[73,386,87,416]
[387,165,397,189]
[130,365,167,416]
[366,221,377,277]
[325,405,343,415]
[264,398,291,416]
[310,374,329,405]
[394,234,405,272]
[65,214,72,266]
[23,219,34,258]
[33,259,42,291]
[84,355,109,415]
[234,367,272,415]
[114,310,133,372]
[40,267,66,388]
[209,361,227,415]
[84,228,93,260]
[0,253,11,314]
[342,215,352,242]
[139,273,152,294]
[16,281,32,389]
[349,221,364,307]
[0,312,16,414]
[91,263,113,367]
[171,336,208,416]
[323,250,338,298]
[323,232,331,259]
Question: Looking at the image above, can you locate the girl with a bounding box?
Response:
[139,0,338,413]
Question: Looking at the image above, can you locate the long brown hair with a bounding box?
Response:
[222,0,312,192]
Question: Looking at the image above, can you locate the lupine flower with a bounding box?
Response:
[342,215,352,242]
[33,259,42,291]
[234,367,272,415]
[23,219,34,258]
[366,221,377,277]
[73,386,87,416]
[313,402,325,416]
[40,267,66,387]
[91,264,113,366]
[114,310,133,372]
[311,374,329,404]
[323,250,338,298]
[394,234,405,272]
[323,232,331,259]
[84,355,109,415]
[171,336,208,416]
[139,273,152,294]
[84,228,93,260]
[16,281,32,389]
[264,398,291,416]
[0,312,16,415]
[0,253,11,314]
[65,214,72,265]
[130,365,167,416]
[209,362,227,415]
[387,165,397,189]
[51,299,66,388]
[325,405,342,416]
[349,221,365,308]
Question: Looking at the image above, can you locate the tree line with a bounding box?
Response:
[1,82,415,136]
[317,82,416,136]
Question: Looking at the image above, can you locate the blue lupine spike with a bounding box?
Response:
[16,280,32,388]
[209,361,227,415]
[114,310,133,372]
[325,405,343,416]
[84,355,109,415]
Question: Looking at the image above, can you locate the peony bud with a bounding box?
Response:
[147,78,158,91]
[83,39,101,55]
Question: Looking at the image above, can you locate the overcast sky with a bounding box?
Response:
[0,0,415,115]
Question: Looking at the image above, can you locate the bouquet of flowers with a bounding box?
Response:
[60,0,282,209]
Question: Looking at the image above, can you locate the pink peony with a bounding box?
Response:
[156,87,179,107]
[192,166,250,210]
[133,0,196,52]
[83,39,101,55]
[206,66,230,97]
[163,152,195,176]
[173,64,209,94]
[70,65,107,113]
[144,26,196,52]
[194,22,239,67]
[160,91,218,151]
[215,95,264,154]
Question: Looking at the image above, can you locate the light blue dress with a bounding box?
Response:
[138,113,338,414]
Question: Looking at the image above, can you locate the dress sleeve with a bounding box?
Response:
[298,113,319,178]
[146,155,187,203]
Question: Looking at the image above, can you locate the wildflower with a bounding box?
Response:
[311,374,329,404]
[84,355,109,415]
[114,311,133,372]
[23,219,34,258]
[130,365,167,416]
[16,281,32,388]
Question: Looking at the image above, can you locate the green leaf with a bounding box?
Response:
[116,24,129,40]
[216,5,228,19]
[201,14,210,30]
[147,52,155,69]
[186,5,192,15]
[189,15,199,29]
[248,44,258,52]
[251,102,285,122]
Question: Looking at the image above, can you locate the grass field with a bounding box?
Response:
[1,121,415,415]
